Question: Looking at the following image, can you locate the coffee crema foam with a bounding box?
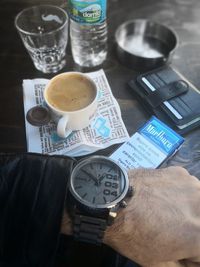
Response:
[46,74,96,112]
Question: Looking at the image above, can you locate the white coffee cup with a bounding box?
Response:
[44,72,98,138]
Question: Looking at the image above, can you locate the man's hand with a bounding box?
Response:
[104,167,200,266]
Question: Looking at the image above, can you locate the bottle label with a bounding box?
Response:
[68,0,107,24]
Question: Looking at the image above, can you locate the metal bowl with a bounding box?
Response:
[115,19,178,71]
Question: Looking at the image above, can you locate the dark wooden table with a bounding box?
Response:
[1,0,199,177]
[1,0,200,266]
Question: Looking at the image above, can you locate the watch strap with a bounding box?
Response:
[74,213,107,245]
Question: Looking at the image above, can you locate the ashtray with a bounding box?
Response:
[115,19,178,71]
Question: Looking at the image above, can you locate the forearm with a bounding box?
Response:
[60,209,72,235]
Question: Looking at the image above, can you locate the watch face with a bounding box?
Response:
[69,156,129,209]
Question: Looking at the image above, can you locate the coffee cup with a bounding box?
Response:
[44,72,98,138]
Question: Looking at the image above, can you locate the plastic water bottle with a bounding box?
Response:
[67,0,107,67]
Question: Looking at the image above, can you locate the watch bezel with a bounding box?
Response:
[69,155,129,210]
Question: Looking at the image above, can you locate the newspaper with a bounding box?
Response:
[23,69,129,157]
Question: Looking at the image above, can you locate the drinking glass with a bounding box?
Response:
[15,5,68,73]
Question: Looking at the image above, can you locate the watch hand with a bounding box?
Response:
[82,169,98,185]
[98,173,106,184]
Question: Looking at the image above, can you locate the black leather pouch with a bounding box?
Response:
[0,153,75,267]
[128,66,200,134]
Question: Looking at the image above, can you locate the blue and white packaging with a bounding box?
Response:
[68,0,107,24]
[110,116,184,171]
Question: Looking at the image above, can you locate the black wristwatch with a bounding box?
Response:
[67,155,133,245]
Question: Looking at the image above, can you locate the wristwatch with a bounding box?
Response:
[67,155,133,245]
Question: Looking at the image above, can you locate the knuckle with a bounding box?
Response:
[168,166,189,175]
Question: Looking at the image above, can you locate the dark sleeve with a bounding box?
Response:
[0,153,74,267]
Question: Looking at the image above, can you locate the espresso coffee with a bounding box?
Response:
[46,73,96,112]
